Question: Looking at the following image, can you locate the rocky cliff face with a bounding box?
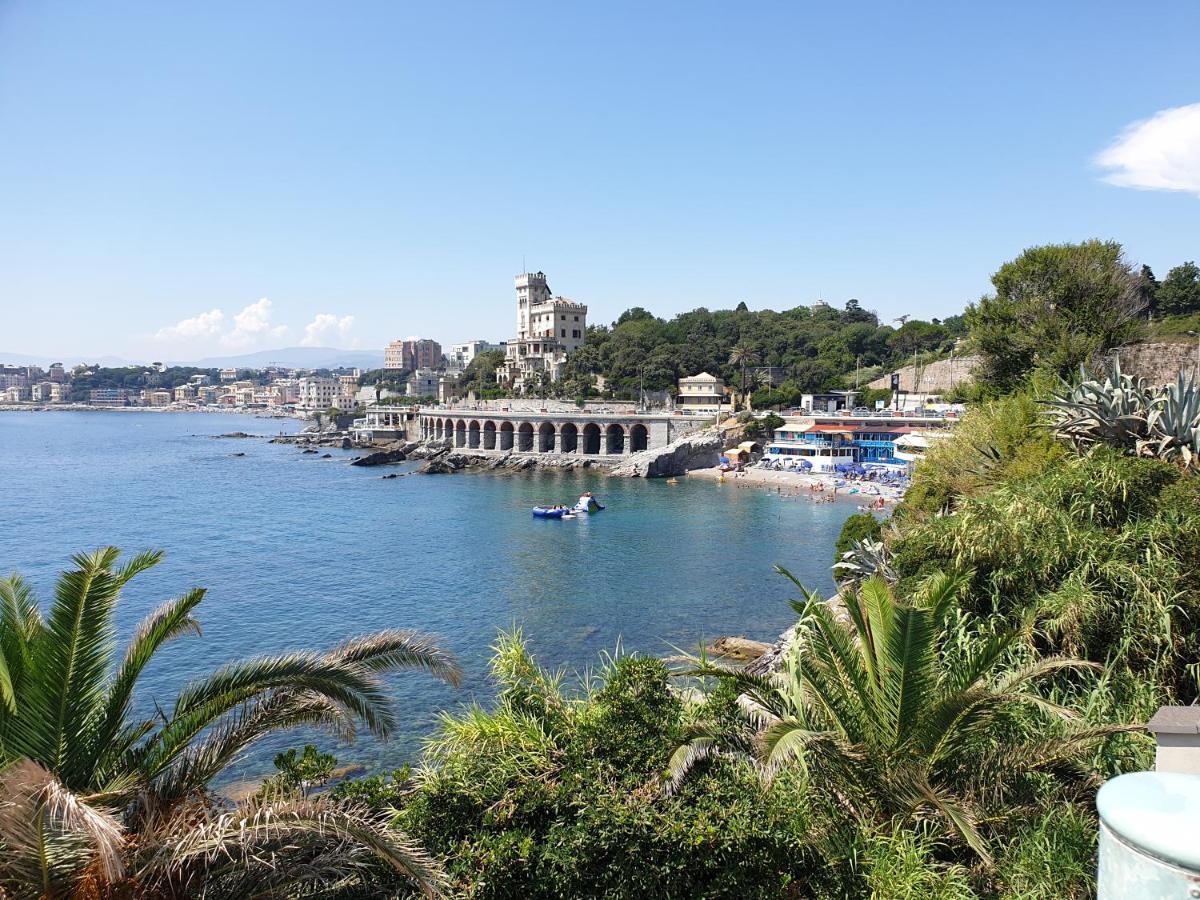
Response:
[608,429,726,478]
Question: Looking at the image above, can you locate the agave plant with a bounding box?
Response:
[832,537,898,584]
[0,548,461,898]
[666,570,1129,864]
[1045,358,1200,470]
[1043,358,1155,454]
[1145,370,1200,469]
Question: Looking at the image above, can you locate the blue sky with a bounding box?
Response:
[2,1,1198,361]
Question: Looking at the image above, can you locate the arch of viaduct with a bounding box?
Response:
[417,410,686,457]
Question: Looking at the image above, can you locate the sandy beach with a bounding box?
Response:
[684,464,905,506]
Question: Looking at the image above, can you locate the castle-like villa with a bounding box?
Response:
[496,271,587,393]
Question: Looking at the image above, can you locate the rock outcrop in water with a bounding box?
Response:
[349,441,421,467]
[420,450,604,474]
[608,428,725,478]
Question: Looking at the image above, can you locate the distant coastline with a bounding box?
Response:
[0,403,307,420]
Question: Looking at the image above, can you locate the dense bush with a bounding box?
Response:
[833,512,883,565]
[329,635,829,897]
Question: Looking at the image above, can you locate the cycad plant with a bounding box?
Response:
[0,548,460,898]
[667,570,1127,864]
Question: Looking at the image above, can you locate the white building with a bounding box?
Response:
[297,376,339,411]
[406,368,439,398]
[449,340,504,368]
[676,372,727,416]
[338,372,360,410]
[219,368,238,382]
[497,272,587,393]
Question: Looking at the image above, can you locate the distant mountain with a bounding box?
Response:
[176,347,385,370]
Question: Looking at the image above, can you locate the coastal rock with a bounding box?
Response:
[407,439,450,460]
[416,449,603,475]
[744,625,799,676]
[706,636,772,662]
[215,431,255,439]
[350,447,408,467]
[302,448,319,454]
[609,429,725,478]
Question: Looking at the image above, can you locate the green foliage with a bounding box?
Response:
[369,633,819,897]
[892,445,1200,714]
[259,743,337,799]
[900,392,1064,516]
[861,823,977,900]
[742,413,784,442]
[671,572,1118,865]
[562,300,949,400]
[995,805,1096,899]
[0,549,460,898]
[1157,261,1200,317]
[967,240,1146,394]
[834,512,884,565]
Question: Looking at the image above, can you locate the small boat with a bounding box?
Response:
[665,478,679,485]
[532,507,567,519]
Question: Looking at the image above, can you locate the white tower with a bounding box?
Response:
[515,272,551,341]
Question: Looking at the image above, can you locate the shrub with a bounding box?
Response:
[833,512,884,566]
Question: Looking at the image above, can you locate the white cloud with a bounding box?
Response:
[154,309,225,342]
[1095,102,1200,198]
[221,298,289,348]
[300,313,356,347]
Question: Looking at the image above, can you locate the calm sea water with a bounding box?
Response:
[0,411,855,782]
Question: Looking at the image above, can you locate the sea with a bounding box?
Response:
[0,411,857,783]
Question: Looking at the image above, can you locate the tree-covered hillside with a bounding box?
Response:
[560,301,965,400]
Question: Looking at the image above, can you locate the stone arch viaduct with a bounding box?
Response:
[416,409,693,458]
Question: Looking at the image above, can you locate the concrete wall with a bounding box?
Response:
[1110,341,1200,386]
[869,355,982,393]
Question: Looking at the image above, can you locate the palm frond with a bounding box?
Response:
[328,628,461,687]
[140,796,447,898]
[92,589,205,779]
[0,758,126,891]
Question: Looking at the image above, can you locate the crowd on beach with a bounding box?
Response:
[687,461,908,507]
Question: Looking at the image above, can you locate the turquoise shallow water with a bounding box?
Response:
[0,411,856,782]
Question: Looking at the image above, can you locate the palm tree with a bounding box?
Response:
[0,548,461,898]
[728,344,760,411]
[667,570,1128,864]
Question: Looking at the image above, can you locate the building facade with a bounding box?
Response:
[297,376,339,411]
[765,411,957,471]
[676,372,727,415]
[406,368,439,397]
[384,338,443,372]
[497,272,587,392]
[449,340,504,368]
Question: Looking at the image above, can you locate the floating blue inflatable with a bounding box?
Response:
[532,507,567,518]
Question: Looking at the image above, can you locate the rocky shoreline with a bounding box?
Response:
[333,426,730,479]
